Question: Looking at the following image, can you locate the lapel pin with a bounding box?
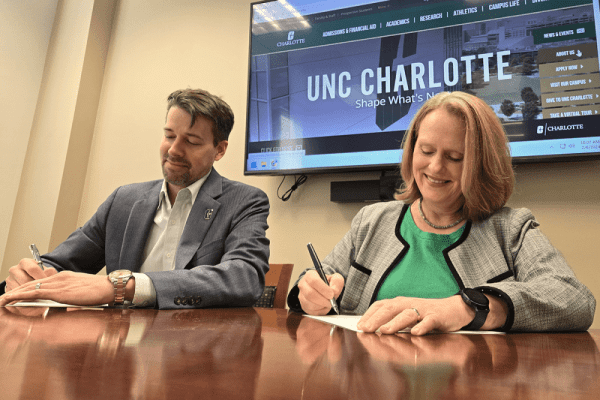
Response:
[204,209,214,220]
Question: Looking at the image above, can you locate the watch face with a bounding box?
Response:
[463,288,489,308]
[109,269,132,279]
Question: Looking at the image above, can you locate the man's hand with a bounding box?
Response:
[297,270,344,315]
[357,295,474,336]
[0,271,115,307]
[5,259,58,292]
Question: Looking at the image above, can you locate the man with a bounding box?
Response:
[0,89,270,309]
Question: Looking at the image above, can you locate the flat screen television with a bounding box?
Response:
[245,0,600,175]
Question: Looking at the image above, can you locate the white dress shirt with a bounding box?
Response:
[132,171,209,307]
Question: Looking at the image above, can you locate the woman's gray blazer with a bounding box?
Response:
[288,201,595,331]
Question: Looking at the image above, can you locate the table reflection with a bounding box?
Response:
[0,307,598,400]
[292,316,600,400]
[0,307,263,400]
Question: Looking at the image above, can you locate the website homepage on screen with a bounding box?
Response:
[246,0,600,174]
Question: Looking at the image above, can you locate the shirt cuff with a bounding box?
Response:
[132,273,156,308]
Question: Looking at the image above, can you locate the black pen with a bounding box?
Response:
[307,243,340,314]
[29,244,45,271]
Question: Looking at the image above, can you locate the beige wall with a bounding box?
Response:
[3,0,599,328]
[0,0,58,270]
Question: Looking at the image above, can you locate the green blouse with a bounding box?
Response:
[376,209,464,301]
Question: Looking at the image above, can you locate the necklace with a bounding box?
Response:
[418,198,465,230]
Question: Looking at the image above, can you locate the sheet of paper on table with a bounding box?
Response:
[6,299,107,308]
[306,315,505,335]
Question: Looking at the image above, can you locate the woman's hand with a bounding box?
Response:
[357,295,474,335]
[357,330,477,366]
[357,294,508,335]
[295,317,342,365]
[297,270,344,315]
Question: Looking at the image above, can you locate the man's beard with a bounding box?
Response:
[162,155,197,187]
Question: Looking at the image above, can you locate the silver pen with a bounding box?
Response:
[29,244,45,270]
[307,243,340,314]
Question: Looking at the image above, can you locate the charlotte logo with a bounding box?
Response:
[538,122,585,136]
[277,31,305,47]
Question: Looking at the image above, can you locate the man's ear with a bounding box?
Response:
[214,140,228,161]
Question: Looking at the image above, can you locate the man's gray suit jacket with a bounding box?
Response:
[40,168,270,309]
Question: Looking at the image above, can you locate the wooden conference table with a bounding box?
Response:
[0,307,598,400]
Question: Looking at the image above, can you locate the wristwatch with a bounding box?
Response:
[460,288,490,330]
[108,269,133,306]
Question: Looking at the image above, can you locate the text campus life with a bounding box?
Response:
[307,51,512,102]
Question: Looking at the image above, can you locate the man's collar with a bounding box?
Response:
[158,169,212,209]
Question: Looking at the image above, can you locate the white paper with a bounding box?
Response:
[306,315,365,332]
[306,314,505,335]
[6,299,107,308]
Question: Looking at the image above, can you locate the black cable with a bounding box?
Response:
[277,174,307,201]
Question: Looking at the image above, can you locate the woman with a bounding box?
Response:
[287,91,595,335]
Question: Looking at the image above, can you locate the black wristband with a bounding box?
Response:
[460,288,490,330]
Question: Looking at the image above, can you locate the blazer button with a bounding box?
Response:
[174,297,181,305]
